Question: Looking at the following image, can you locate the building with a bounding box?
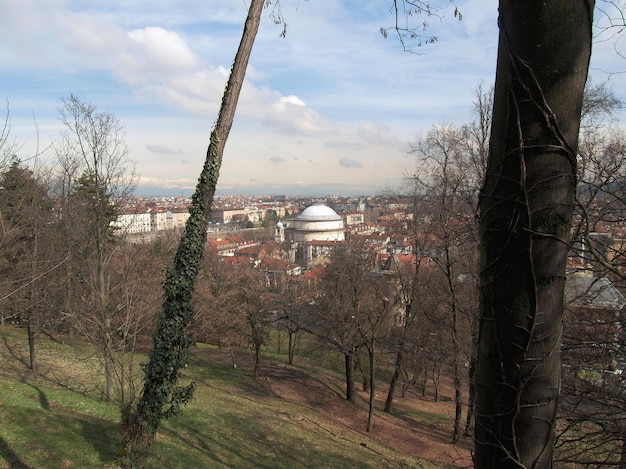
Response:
[283,204,345,266]
[112,208,152,234]
[285,204,345,243]
[564,273,625,374]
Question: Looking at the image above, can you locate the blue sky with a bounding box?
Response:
[1,1,624,196]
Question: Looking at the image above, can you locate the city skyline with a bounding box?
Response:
[2,1,624,196]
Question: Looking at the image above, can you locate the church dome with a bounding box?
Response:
[287,203,345,244]
[295,204,342,221]
[285,204,345,265]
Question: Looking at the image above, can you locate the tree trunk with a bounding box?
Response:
[432,359,442,402]
[451,306,463,443]
[120,1,264,465]
[452,367,462,444]
[27,318,36,372]
[254,344,261,377]
[475,1,593,467]
[384,347,404,413]
[463,330,478,437]
[345,351,355,403]
[104,326,115,402]
[621,418,626,469]
[445,243,463,444]
[288,329,294,365]
[27,232,38,373]
[358,356,370,392]
[366,343,376,433]
[275,329,282,355]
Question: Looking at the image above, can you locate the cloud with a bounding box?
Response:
[263,95,334,136]
[339,157,363,169]
[269,155,287,163]
[112,28,231,113]
[139,176,196,190]
[145,144,180,155]
[127,27,198,69]
[0,2,287,119]
[356,121,398,146]
[325,140,366,150]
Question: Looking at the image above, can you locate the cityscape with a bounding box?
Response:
[113,193,414,271]
[1,0,625,465]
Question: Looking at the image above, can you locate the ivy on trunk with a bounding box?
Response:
[118,1,265,466]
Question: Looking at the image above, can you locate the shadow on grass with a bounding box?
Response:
[1,405,120,468]
[160,411,378,469]
[0,435,31,469]
[79,417,119,463]
[1,332,29,370]
[1,329,100,398]
[25,383,51,411]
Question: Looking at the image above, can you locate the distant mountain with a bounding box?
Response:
[135,182,394,197]
[134,186,195,197]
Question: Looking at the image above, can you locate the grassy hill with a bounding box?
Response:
[0,326,472,468]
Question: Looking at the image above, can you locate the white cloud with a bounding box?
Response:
[263,95,334,135]
[125,27,199,74]
[140,176,196,189]
[357,121,401,147]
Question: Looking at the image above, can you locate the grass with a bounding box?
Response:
[0,326,463,468]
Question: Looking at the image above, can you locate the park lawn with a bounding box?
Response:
[0,326,456,468]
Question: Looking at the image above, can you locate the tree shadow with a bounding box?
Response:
[25,383,50,411]
[0,435,31,469]
[1,329,100,397]
[78,417,119,463]
[1,332,29,369]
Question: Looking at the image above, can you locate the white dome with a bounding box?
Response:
[295,204,342,221]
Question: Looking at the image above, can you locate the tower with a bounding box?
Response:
[274,220,285,243]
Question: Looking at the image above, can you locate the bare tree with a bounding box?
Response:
[557,276,626,467]
[275,277,309,366]
[460,83,492,437]
[230,264,273,377]
[408,123,478,443]
[0,100,20,172]
[571,83,626,280]
[55,94,137,402]
[381,0,462,51]
[193,248,246,348]
[555,82,626,467]
[310,238,397,432]
[359,275,398,433]
[310,242,371,404]
[108,242,164,410]
[381,247,422,414]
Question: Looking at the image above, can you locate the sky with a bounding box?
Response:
[1,1,624,196]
